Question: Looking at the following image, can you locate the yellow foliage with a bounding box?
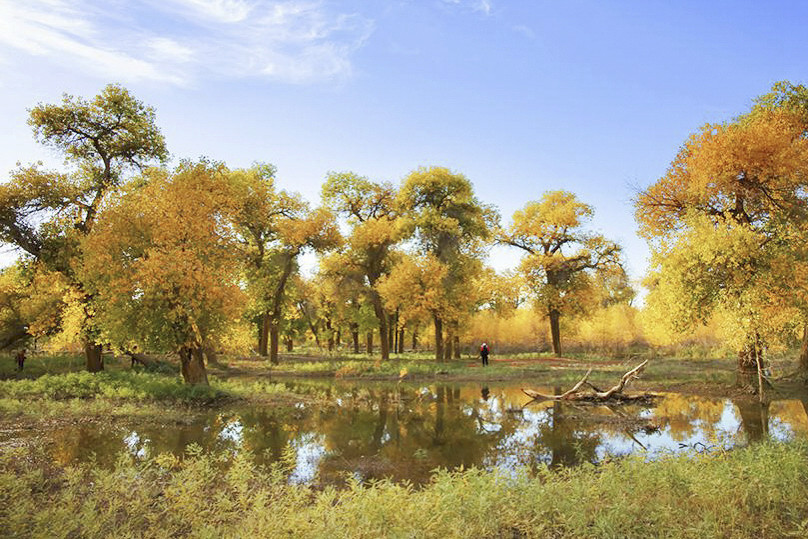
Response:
[82,160,245,353]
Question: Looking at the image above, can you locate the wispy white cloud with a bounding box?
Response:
[174,0,255,23]
[440,0,493,16]
[0,0,374,85]
[513,24,535,40]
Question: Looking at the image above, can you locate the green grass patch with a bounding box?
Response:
[0,370,226,402]
[1,440,807,537]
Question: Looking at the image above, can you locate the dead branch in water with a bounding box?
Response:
[522,360,657,403]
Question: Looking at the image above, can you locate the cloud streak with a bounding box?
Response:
[441,0,493,16]
[0,0,374,85]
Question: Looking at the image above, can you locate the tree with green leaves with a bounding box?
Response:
[321,171,402,360]
[0,84,167,371]
[228,164,337,362]
[500,191,623,355]
[397,166,494,361]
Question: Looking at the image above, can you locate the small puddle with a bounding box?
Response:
[8,380,808,486]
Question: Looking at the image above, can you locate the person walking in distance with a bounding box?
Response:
[480,342,489,366]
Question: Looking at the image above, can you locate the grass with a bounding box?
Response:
[1,350,749,401]
[1,440,807,538]
[0,353,318,421]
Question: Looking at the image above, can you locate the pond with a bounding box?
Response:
[12,380,808,486]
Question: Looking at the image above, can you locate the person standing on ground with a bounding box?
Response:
[480,342,489,366]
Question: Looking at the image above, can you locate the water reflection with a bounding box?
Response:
[20,381,808,486]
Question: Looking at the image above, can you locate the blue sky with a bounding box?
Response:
[1,0,807,286]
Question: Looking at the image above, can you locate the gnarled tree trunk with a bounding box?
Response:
[84,341,104,373]
[179,346,208,385]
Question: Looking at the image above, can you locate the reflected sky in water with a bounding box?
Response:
[9,380,808,487]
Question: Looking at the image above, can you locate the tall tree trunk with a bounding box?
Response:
[398,328,405,354]
[393,327,398,355]
[366,331,373,354]
[269,323,280,365]
[453,334,460,360]
[326,319,334,352]
[393,310,399,354]
[258,312,270,356]
[84,341,104,373]
[336,328,341,347]
[412,328,418,351]
[285,337,294,352]
[434,315,444,362]
[267,250,297,363]
[799,323,808,374]
[548,309,562,356]
[351,324,360,354]
[179,346,208,385]
[370,293,390,360]
[444,327,453,361]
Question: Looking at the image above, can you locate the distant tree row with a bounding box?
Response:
[3,81,808,391]
[0,85,627,383]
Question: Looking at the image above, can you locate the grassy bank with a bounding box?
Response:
[1,440,806,538]
[0,354,319,422]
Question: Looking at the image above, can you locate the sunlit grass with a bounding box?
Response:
[2,440,806,538]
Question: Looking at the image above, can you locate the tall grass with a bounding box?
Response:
[2,441,807,537]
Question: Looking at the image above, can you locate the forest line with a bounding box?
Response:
[2,81,808,391]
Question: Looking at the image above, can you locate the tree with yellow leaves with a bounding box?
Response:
[0,84,168,371]
[397,167,494,360]
[82,161,244,385]
[636,81,808,387]
[229,164,339,363]
[500,191,623,355]
[321,171,402,360]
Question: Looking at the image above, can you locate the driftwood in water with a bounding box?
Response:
[523,360,656,403]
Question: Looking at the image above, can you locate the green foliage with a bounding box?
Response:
[28,84,168,180]
[2,440,807,537]
[0,370,226,402]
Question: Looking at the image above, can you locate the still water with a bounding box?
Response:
[17,380,808,486]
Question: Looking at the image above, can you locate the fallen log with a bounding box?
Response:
[522,360,657,403]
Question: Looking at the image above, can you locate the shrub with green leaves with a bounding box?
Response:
[2,441,807,537]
